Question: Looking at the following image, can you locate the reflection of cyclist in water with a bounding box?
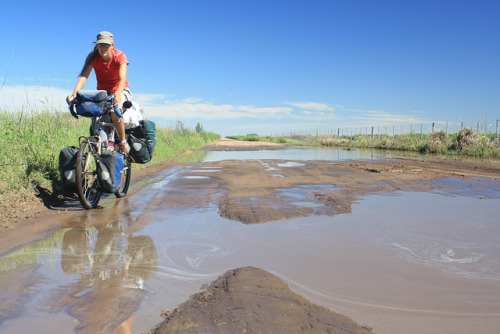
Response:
[61,226,92,277]
[58,220,158,333]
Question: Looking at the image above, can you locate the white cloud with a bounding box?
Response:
[347,109,427,124]
[0,85,69,110]
[143,102,239,120]
[283,101,335,112]
[134,93,295,120]
[134,93,170,106]
[236,105,293,114]
[0,85,451,137]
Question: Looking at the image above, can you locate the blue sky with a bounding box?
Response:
[1,0,499,136]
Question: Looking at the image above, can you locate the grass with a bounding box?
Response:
[229,128,500,159]
[0,110,220,198]
[226,134,315,147]
[333,128,500,158]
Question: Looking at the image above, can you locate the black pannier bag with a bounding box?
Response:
[97,151,125,193]
[59,146,79,191]
[75,90,107,117]
[127,120,156,163]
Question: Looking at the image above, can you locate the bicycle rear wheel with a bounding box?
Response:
[114,156,131,198]
[76,139,102,209]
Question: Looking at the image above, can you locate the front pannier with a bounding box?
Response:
[59,146,79,191]
[75,90,108,117]
[97,151,125,193]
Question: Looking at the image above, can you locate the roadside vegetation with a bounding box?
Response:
[0,110,219,201]
[226,134,313,147]
[228,129,500,159]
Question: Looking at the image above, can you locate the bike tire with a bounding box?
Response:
[114,156,131,198]
[75,139,102,209]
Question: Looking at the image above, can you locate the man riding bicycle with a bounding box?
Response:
[66,31,131,154]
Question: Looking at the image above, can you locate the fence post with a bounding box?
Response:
[420,124,423,140]
[432,123,435,133]
[496,119,499,139]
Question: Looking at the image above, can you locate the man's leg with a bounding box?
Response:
[111,112,129,153]
[112,88,133,153]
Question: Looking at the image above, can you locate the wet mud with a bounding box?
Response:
[166,157,500,224]
[151,266,373,334]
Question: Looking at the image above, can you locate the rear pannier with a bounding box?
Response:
[97,151,125,193]
[127,120,156,163]
[75,90,108,117]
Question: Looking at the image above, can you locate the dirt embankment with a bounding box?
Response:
[150,266,373,334]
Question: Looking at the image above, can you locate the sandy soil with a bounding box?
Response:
[2,138,500,333]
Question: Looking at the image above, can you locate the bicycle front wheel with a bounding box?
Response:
[75,139,102,209]
[114,157,131,198]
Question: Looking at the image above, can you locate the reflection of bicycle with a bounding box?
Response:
[70,93,131,209]
[58,219,158,332]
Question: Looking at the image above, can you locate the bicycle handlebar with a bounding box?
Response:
[68,94,122,119]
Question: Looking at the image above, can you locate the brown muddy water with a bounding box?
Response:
[1,147,500,334]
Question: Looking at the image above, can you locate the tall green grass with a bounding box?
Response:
[298,128,500,158]
[0,110,219,197]
[229,129,500,159]
[226,134,310,147]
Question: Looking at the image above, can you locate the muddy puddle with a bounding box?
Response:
[1,147,500,334]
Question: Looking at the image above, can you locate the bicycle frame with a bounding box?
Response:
[71,92,132,209]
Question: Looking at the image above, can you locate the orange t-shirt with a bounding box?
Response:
[92,48,129,92]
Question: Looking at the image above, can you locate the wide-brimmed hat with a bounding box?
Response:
[95,31,114,45]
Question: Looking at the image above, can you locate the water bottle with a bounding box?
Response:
[99,129,108,150]
[107,129,115,151]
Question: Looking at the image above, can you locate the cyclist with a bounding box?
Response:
[66,31,131,153]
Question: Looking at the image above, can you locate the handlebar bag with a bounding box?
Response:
[76,90,107,117]
[97,151,125,193]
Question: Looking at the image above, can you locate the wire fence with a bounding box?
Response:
[277,120,500,140]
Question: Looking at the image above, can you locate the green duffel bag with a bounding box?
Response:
[126,120,156,163]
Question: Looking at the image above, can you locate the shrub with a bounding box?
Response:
[456,127,477,149]
[427,129,447,152]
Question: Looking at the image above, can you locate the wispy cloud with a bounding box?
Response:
[343,108,431,125]
[0,85,68,110]
[236,105,293,115]
[134,94,294,120]
[283,101,335,112]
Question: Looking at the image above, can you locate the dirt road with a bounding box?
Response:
[1,138,499,333]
